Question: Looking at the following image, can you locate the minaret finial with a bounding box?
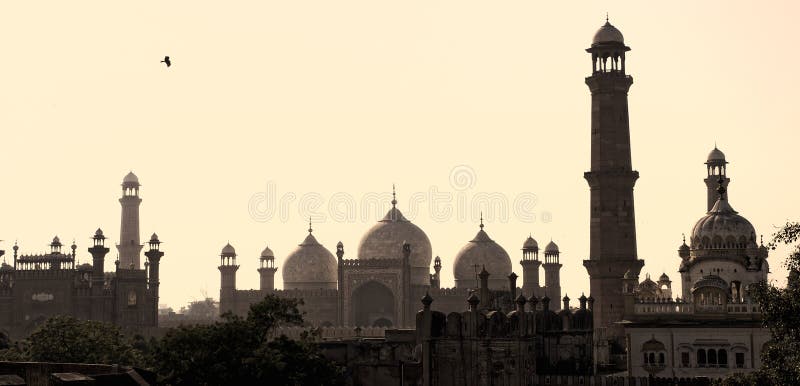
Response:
[479,212,484,230]
[682,233,686,244]
[391,184,397,207]
[308,217,313,234]
[606,12,609,23]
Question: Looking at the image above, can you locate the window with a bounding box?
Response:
[735,353,745,368]
[718,349,728,367]
[698,349,707,367]
[643,353,648,364]
[681,352,690,367]
[648,353,655,365]
[659,353,665,365]
[708,349,717,367]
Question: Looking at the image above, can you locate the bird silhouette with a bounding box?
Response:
[161,56,171,67]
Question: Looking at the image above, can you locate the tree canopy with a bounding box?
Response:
[716,222,800,386]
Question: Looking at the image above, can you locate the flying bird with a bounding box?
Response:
[161,56,171,67]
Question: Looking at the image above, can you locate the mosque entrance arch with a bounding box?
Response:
[351,281,395,327]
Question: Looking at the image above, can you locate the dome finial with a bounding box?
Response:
[606,12,609,23]
[391,184,397,207]
[682,233,686,244]
[308,217,313,234]
[479,212,484,230]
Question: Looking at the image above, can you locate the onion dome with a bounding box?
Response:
[544,240,559,254]
[593,20,624,45]
[282,227,337,290]
[260,246,274,258]
[453,220,512,290]
[220,243,236,257]
[707,146,726,163]
[122,171,140,186]
[659,273,670,282]
[357,189,432,285]
[691,274,728,292]
[51,236,62,247]
[690,196,755,250]
[522,235,538,250]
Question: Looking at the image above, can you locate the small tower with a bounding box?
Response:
[88,229,110,294]
[258,245,277,292]
[430,256,442,289]
[543,240,562,311]
[217,243,239,298]
[657,272,672,299]
[704,146,729,212]
[118,172,143,269]
[520,235,541,298]
[144,233,164,325]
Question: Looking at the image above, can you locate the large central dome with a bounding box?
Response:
[690,198,755,250]
[357,198,432,286]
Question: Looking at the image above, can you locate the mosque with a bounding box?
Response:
[218,194,566,327]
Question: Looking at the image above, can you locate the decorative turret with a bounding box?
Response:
[543,240,562,311]
[144,233,164,324]
[521,234,542,298]
[704,146,729,212]
[218,243,239,292]
[88,228,110,294]
[430,255,442,289]
[258,245,277,292]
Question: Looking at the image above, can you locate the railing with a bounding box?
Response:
[633,300,759,316]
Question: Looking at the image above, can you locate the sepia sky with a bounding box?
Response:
[0,1,798,309]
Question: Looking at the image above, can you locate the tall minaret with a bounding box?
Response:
[582,19,644,340]
[520,235,541,298]
[704,146,729,211]
[542,241,562,311]
[117,172,143,269]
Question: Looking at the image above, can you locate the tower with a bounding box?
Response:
[144,233,163,326]
[258,246,277,291]
[520,235,541,298]
[704,146,729,211]
[543,241,562,311]
[118,172,143,269]
[431,256,442,289]
[88,228,110,321]
[582,19,645,340]
[218,243,239,314]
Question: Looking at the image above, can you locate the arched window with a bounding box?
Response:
[659,353,665,364]
[648,353,655,365]
[718,349,728,367]
[708,349,717,366]
[698,349,707,367]
[643,353,648,364]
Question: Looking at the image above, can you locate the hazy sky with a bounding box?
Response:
[1,1,798,309]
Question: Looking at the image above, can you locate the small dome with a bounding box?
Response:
[659,273,670,282]
[522,235,538,250]
[544,240,559,254]
[220,243,236,256]
[51,236,62,246]
[77,263,93,271]
[707,147,726,163]
[0,262,13,271]
[453,225,512,290]
[95,228,104,238]
[123,171,140,186]
[593,21,625,45]
[690,199,756,250]
[282,232,337,290]
[260,245,274,258]
[357,202,432,285]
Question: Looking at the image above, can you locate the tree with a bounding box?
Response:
[0,316,144,366]
[152,294,342,385]
[184,297,219,320]
[716,222,800,386]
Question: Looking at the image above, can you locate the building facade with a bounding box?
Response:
[621,149,770,379]
[219,191,567,327]
[0,173,163,339]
